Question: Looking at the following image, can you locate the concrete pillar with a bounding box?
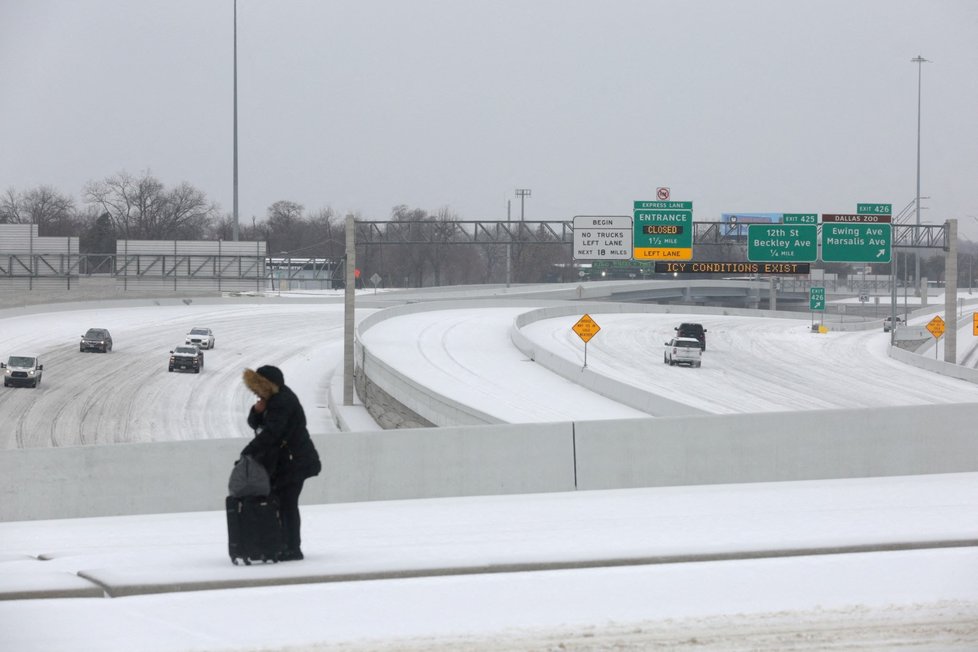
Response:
[344,215,356,405]
[945,219,957,364]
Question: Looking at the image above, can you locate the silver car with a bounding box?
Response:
[664,337,703,367]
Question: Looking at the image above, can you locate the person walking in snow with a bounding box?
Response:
[241,365,321,561]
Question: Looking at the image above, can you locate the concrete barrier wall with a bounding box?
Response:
[0,423,576,521]
[4,404,978,522]
[574,403,978,489]
[888,313,978,385]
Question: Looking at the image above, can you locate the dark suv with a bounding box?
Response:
[80,328,113,353]
[675,323,706,350]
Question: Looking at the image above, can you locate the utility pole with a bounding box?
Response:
[232,0,239,241]
[505,199,511,288]
[945,219,957,364]
[515,188,531,221]
[912,54,930,294]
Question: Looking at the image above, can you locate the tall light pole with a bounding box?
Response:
[911,55,929,293]
[515,188,531,221]
[232,0,239,241]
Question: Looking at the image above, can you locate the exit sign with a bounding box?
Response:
[783,213,818,225]
[747,224,817,262]
[810,287,825,311]
[821,223,892,262]
[857,203,892,215]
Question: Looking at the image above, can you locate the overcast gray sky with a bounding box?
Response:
[1,0,976,237]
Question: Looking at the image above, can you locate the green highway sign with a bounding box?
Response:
[810,287,825,312]
[747,224,817,262]
[857,203,892,215]
[783,213,818,225]
[632,200,693,260]
[634,201,692,210]
[821,222,892,262]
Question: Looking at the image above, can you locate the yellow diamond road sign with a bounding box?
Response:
[573,314,601,343]
[926,315,945,339]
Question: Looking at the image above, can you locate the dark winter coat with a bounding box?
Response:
[241,367,322,488]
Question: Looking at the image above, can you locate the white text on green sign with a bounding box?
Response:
[633,201,692,210]
[633,199,692,254]
[782,213,818,225]
[810,287,825,312]
[747,224,817,262]
[821,223,892,262]
[857,203,892,215]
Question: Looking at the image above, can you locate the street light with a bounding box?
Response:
[515,188,531,221]
[232,0,239,241]
[911,54,930,293]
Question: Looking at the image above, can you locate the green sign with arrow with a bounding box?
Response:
[821,223,892,263]
[810,287,825,312]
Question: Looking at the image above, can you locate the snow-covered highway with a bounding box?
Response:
[2,289,977,651]
[4,291,978,449]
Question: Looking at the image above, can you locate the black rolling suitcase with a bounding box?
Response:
[226,494,285,565]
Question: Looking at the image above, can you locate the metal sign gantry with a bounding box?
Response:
[353,219,949,250]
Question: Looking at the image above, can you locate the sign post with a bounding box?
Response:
[809,287,825,330]
[927,315,945,360]
[572,314,601,368]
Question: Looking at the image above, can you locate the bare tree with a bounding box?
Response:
[306,207,344,258]
[0,189,19,223]
[264,200,306,253]
[161,182,215,239]
[0,186,78,235]
[84,171,217,240]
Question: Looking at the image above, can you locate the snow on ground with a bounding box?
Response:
[2,288,978,650]
[362,305,978,418]
[2,473,977,651]
[4,289,978,447]
[0,301,370,449]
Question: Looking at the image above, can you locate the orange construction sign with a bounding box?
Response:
[572,314,601,343]
[926,315,945,339]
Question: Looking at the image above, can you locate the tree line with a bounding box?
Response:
[0,171,571,286]
[3,171,970,287]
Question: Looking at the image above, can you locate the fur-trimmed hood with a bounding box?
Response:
[243,367,281,399]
